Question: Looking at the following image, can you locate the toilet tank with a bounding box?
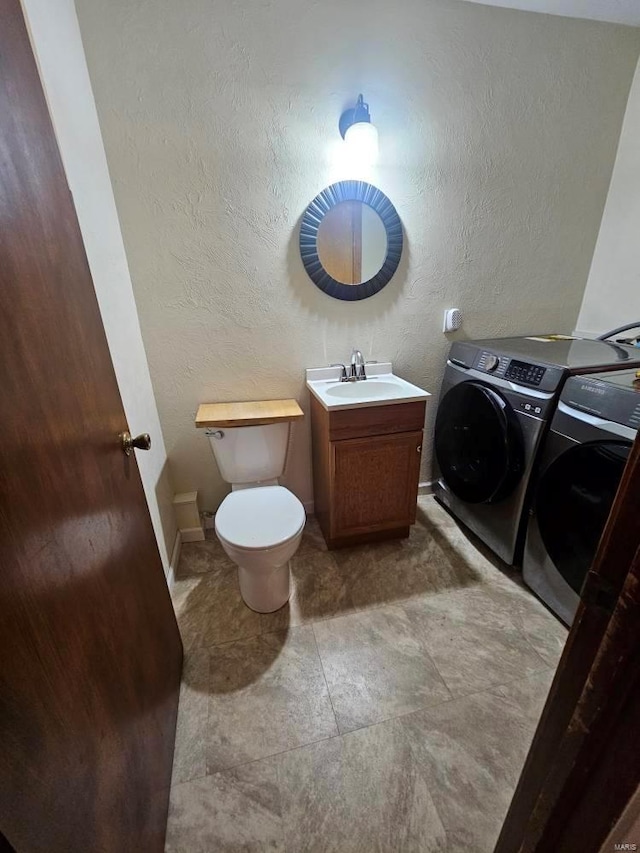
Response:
[207,422,290,485]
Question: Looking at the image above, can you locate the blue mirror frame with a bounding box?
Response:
[299,181,403,301]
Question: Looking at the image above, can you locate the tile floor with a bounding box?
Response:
[165,496,568,852]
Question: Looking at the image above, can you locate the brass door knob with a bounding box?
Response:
[121,431,152,456]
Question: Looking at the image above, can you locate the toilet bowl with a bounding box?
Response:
[214,484,305,612]
[201,408,306,612]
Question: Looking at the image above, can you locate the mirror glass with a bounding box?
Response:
[299,180,403,301]
[316,201,388,285]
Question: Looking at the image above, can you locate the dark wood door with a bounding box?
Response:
[0,3,182,851]
[331,430,423,537]
[494,434,640,852]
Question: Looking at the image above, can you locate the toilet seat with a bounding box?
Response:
[215,485,305,551]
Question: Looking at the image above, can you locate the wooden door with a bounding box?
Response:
[494,434,640,852]
[316,200,363,284]
[0,3,183,852]
[332,430,423,537]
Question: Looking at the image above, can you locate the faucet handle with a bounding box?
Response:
[330,363,349,382]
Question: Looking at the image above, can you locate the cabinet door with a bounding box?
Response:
[331,430,423,537]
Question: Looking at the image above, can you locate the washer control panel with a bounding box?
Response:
[475,351,508,377]
[515,399,547,418]
[505,359,546,387]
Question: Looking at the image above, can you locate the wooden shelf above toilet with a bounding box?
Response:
[195,399,304,429]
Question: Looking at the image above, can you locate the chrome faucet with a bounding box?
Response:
[330,350,367,382]
[350,348,367,381]
[330,363,349,382]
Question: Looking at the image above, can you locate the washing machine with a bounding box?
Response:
[522,369,639,625]
[433,336,640,565]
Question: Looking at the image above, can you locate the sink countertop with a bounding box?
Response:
[306,362,431,411]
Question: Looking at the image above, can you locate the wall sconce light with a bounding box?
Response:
[339,94,379,165]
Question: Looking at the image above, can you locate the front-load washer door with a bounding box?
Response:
[435,381,524,504]
[536,440,632,595]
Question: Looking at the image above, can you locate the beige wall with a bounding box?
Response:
[75,0,640,512]
[460,0,640,26]
[575,57,640,339]
[21,0,178,574]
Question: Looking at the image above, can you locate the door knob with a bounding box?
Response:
[120,431,152,456]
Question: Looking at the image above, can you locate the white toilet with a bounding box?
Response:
[207,420,305,612]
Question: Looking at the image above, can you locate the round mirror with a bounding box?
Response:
[300,181,403,301]
[316,201,388,285]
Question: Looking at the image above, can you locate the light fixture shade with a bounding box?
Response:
[344,120,379,165]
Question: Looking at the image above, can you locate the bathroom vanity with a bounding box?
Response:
[307,364,430,549]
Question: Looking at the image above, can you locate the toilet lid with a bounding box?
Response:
[215,486,306,550]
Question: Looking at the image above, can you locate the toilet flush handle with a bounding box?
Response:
[206,429,225,440]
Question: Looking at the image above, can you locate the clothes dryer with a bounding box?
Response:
[434,336,640,564]
[522,369,639,624]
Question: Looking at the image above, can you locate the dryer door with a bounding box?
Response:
[435,381,524,504]
[536,441,632,595]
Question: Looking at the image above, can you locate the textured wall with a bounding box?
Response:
[75,0,640,511]
[22,0,178,573]
[575,57,640,338]
[459,0,640,26]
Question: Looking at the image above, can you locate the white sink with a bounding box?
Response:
[325,380,404,400]
[306,362,431,411]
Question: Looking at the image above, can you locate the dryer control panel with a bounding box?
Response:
[562,374,640,431]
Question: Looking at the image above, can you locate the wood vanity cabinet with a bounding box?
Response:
[309,394,426,548]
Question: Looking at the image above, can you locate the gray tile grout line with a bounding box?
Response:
[169,648,212,790]
[411,631,455,706]
[310,622,341,736]
[189,576,564,655]
[398,587,565,680]
[171,576,559,828]
[508,621,563,672]
[179,573,537,653]
[204,646,213,779]
[312,597,457,710]
[169,729,342,792]
[173,506,564,780]
[479,583,567,671]
[172,663,556,789]
[168,661,557,792]
[336,691,462,739]
[332,660,557,740]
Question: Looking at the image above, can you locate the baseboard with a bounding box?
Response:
[167,529,181,590]
[167,526,204,588]
[180,526,205,543]
[418,480,435,496]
